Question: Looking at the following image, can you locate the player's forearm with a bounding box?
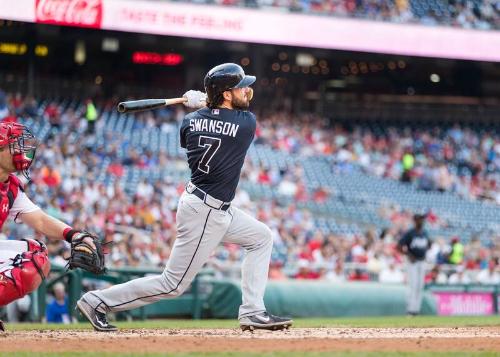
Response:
[20,209,71,241]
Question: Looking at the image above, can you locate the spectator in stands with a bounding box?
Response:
[40,166,62,188]
[46,283,71,324]
[325,262,346,282]
[269,261,288,280]
[295,259,320,279]
[159,0,500,30]
[379,262,405,284]
[476,260,500,285]
[448,265,471,285]
[448,237,464,265]
[85,99,98,134]
[6,295,31,323]
[312,241,336,270]
[44,102,60,130]
[0,91,498,286]
[425,265,448,284]
[400,149,414,183]
[2,109,17,124]
[22,96,38,118]
[348,268,370,281]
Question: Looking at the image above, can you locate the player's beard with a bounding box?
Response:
[231,96,250,110]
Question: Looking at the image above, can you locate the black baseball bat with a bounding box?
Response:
[117,98,187,113]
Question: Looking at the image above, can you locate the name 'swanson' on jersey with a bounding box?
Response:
[180,108,256,203]
[188,118,240,138]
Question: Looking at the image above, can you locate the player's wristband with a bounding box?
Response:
[63,228,79,243]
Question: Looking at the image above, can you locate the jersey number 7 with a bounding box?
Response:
[198,136,221,174]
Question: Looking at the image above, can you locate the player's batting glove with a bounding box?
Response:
[183,90,207,108]
[66,231,107,275]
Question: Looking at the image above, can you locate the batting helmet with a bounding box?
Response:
[204,63,256,108]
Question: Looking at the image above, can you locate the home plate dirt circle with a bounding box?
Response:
[1,327,500,353]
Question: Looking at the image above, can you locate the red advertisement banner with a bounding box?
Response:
[35,0,103,28]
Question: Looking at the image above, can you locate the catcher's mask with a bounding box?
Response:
[0,123,37,180]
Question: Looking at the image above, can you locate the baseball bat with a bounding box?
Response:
[117,98,188,113]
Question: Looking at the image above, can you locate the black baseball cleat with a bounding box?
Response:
[76,298,117,332]
[0,320,4,332]
[239,312,293,331]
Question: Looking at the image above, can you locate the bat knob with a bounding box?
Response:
[117,102,126,113]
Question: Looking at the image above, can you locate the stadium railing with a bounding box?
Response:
[34,265,215,322]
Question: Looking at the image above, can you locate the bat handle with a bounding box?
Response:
[167,97,188,106]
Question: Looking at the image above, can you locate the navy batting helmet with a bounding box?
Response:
[204,63,256,108]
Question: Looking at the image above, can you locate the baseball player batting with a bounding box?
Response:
[77,63,293,332]
[0,123,105,332]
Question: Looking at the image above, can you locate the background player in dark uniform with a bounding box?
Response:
[77,63,293,332]
[397,212,432,316]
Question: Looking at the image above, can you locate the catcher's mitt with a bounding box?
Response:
[67,231,106,275]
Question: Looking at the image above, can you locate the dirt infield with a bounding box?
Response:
[1,327,500,353]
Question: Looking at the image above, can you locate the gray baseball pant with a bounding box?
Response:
[407,260,426,314]
[83,190,273,318]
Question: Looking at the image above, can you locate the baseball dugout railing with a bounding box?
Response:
[28,268,500,322]
[32,265,214,322]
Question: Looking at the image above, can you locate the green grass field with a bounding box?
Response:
[3,351,500,357]
[2,316,500,357]
[3,353,500,357]
[4,315,500,330]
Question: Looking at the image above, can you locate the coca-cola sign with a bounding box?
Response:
[35,0,103,28]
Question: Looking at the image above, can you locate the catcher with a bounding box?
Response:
[0,122,105,332]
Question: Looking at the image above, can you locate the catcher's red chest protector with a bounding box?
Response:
[0,250,50,306]
[0,174,22,229]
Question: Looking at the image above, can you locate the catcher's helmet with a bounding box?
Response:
[204,63,256,108]
[0,122,37,180]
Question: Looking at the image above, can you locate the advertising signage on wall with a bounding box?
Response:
[132,52,183,66]
[0,42,49,57]
[35,0,103,29]
[1,0,500,62]
[433,292,496,316]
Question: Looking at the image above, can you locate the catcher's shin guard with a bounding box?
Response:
[0,250,50,306]
[23,238,47,253]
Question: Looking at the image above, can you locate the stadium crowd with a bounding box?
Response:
[0,90,499,285]
[255,112,500,205]
[179,0,500,30]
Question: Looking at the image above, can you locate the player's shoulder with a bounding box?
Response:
[236,109,255,117]
[233,109,256,123]
[8,174,24,191]
[184,108,208,120]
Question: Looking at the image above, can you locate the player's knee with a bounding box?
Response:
[23,239,47,253]
[160,271,189,297]
[0,251,50,306]
[175,281,190,296]
[165,282,189,297]
[256,224,273,249]
[263,225,273,242]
